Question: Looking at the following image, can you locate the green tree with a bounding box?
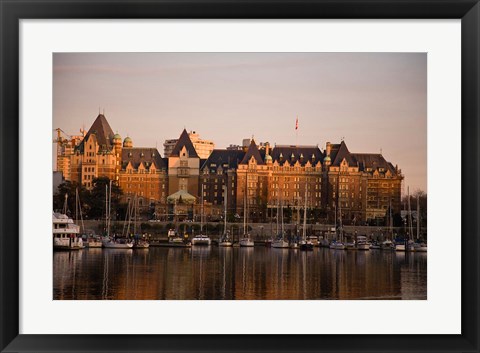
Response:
[53,181,89,218]
[85,177,124,220]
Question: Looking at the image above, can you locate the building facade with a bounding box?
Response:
[56,113,403,223]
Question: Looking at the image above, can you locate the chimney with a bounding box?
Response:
[265,142,270,156]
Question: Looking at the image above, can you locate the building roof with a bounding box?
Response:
[167,189,196,203]
[77,114,115,153]
[351,153,397,174]
[331,141,356,166]
[240,139,265,165]
[170,129,199,158]
[270,145,323,166]
[121,147,166,170]
[201,149,246,171]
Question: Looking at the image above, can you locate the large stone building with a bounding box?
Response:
[56,113,403,223]
[63,114,166,209]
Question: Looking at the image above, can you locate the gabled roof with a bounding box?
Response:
[167,190,196,204]
[170,129,199,158]
[270,145,323,166]
[240,139,265,165]
[77,114,115,153]
[201,149,246,171]
[351,153,396,174]
[121,147,166,170]
[332,141,356,166]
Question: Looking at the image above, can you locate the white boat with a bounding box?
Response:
[193,185,212,246]
[133,240,150,249]
[272,239,290,248]
[395,243,406,251]
[356,236,370,250]
[345,241,356,250]
[299,184,313,251]
[84,236,102,248]
[53,211,84,250]
[329,241,346,250]
[290,242,300,249]
[192,234,212,246]
[219,185,233,247]
[381,240,394,250]
[102,238,133,249]
[414,195,427,252]
[329,201,345,250]
[272,194,289,248]
[239,175,254,247]
[239,238,254,247]
[103,181,133,249]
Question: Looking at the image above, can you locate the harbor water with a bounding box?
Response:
[53,247,427,300]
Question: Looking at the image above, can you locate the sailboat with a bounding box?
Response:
[395,187,413,251]
[330,200,345,250]
[219,185,233,247]
[103,181,133,249]
[239,175,254,247]
[272,194,289,248]
[76,188,101,248]
[192,185,212,246]
[415,195,427,252]
[299,184,313,251]
[132,195,149,249]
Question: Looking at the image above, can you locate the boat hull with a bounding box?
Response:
[239,239,254,247]
[272,240,289,248]
[102,241,133,249]
[192,238,211,246]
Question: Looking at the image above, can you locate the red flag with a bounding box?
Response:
[295,117,298,130]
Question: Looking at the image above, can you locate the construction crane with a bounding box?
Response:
[53,128,73,157]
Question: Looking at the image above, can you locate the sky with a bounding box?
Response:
[53,52,427,193]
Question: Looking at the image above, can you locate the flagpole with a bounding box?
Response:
[295,115,298,147]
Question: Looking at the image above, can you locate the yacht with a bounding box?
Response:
[53,212,84,250]
[272,237,289,248]
[102,237,134,249]
[239,237,255,247]
[356,236,370,250]
[192,234,212,246]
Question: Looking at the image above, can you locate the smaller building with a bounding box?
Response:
[163,130,214,159]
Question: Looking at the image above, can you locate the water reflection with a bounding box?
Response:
[53,248,427,300]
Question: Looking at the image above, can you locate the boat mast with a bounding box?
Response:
[389,199,393,240]
[105,184,108,237]
[201,184,204,233]
[76,188,85,234]
[417,195,420,240]
[133,194,137,235]
[339,197,343,243]
[334,203,337,240]
[63,193,68,215]
[407,187,413,241]
[223,184,227,236]
[108,180,112,237]
[303,183,307,241]
[276,199,279,235]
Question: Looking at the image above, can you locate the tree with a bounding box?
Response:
[402,189,427,228]
[53,181,89,218]
[85,177,124,220]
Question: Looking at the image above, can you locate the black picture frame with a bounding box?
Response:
[1,1,478,352]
